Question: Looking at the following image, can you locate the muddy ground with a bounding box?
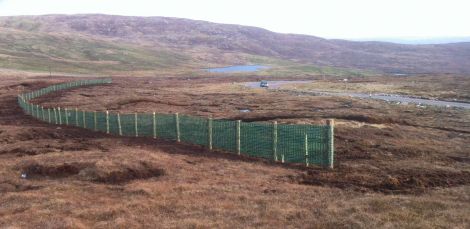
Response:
[1,75,469,228]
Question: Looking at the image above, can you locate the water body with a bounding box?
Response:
[206,65,269,73]
[244,80,470,109]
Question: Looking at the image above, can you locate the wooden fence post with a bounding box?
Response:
[326,119,335,169]
[153,112,157,139]
[134,113,138,137]
[48,108,51,123]
[208,117,213,150]
[36,104,40,118]
[106,110,109,134]
[273,121,278,161]
[117,113,122,136]
[75,108,78,126]
[58,107,62,125]
[305,133,309,167]
[236,120,241,155]
[175,113,180,142]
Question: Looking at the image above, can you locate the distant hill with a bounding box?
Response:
[1,14,470,74]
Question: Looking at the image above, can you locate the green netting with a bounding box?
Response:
[96,112,107,133]
[138,113,154,138]
[18,78,334,168]
[120,113,136,137]
[240,122,273,159]
[180,114,208,146]
[108,113,120,135]
[212,119,237,152]
[155,113,177,140]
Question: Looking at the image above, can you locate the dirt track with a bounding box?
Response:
[1,75,469,228]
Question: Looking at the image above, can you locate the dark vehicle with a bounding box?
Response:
[260,80,269,88]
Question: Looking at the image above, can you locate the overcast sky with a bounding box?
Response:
[0,0,469,39]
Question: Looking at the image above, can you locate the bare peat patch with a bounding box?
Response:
[19,160,165,184]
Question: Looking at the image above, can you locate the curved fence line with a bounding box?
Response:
[17,78,335,168]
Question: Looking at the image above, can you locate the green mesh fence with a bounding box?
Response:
[17,78,334,168]
[179,114,208,146]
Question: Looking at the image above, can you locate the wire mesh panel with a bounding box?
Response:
[138,113,154,137]
[278,124,308,163]
[120,113,136,137]
[155,113,177,140]
[84,111,93,130]
[17,78,334,168]
[67,109,76,127]
[180,115,208,146]
[95,112,107,133]
[108,113,120,135]
[306,125,330,165]
[212,119,237,152]
[240,122,273,159]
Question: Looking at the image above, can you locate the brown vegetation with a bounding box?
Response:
[0,75,469,228]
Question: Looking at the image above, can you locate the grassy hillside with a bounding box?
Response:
[1,15,469,74]
[0,28,190,75]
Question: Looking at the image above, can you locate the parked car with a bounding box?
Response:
[260,80,269,88]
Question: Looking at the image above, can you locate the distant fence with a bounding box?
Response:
[17,79,335,168]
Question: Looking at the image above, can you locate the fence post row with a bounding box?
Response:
[18,79,335,169]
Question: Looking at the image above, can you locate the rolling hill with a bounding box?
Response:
[1,14,470,75]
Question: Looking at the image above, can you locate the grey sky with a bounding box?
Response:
[0,0,469,39]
